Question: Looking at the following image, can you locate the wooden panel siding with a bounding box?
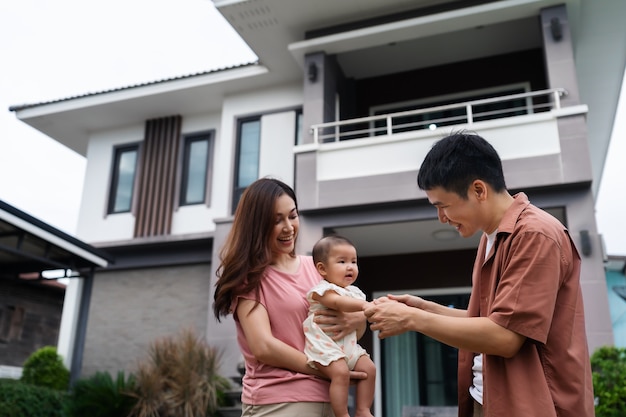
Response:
[134,116,181,238]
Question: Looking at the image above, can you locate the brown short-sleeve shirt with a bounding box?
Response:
[457,193,595,417]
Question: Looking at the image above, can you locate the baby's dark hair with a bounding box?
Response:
[312,235,355,265]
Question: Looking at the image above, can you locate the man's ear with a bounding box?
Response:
[471,180,488,201]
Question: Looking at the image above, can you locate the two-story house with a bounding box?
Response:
[10,0,624,414]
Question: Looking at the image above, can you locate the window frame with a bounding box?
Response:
[107,143,140,215]
[232,116,262,213]
[179,131,214,207]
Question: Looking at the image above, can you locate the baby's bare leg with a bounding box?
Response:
[315,359,351,417]
[353,356,376,417]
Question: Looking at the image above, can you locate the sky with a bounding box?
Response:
[0,0,624,256]
[0,0,255,233]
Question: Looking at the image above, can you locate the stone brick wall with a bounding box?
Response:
[81,263,211,377]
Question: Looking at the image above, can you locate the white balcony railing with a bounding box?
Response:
[310,88,567,144]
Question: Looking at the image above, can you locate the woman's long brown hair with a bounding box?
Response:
[213,177,298,321]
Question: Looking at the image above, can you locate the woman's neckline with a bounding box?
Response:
[269,255,301,274]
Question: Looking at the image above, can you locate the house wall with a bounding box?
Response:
[76,83,302,244]
[0,280,64,367]
[81,263,210,377]
[605,268,626,348]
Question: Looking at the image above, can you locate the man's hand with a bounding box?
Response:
[386,293,425,309]
[364,298,417,339]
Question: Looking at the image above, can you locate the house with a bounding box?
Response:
[9,0,625,413]
[0,200,112,379]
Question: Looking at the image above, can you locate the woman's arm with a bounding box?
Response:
[237,298,368,379]
[312,289,369,340]
[237,298,319,375]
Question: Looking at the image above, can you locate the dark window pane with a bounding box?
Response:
[181,137,209,205]
[110,146,138,213]
[237,120,260,188]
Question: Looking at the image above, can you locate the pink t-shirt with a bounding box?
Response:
[233,255,331,405]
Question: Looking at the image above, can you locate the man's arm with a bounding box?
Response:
[385,293,467,318]
[364,300,525,358]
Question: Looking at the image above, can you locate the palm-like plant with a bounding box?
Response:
[129,328,231,417]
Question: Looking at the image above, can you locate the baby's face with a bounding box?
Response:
[324,244,358,288]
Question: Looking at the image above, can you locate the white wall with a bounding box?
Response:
[212,82,303,216]
[171,112,222,235]
[76,83,302,243]
[76,125,144,242]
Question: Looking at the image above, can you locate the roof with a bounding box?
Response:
[0,200,114,280]
[8,61,259,112]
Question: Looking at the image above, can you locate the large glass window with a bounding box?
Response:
[233,117,261,211]
[377,291,470,416]
[108,144,139,214]
[180,132,213,206]
[371,84,530,136]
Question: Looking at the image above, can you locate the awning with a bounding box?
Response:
[0,200,113,280]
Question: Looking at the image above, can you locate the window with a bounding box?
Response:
[0,305,25,343]
[371,84,530,135]
[180,132,213,206]
[375,290,470,416]
[233,117,261,211]
[295,110,303,145]
[108,144,139,214]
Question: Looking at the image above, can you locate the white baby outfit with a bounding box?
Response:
[303,280,369,370]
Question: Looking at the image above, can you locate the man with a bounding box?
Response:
[364,132,595,417]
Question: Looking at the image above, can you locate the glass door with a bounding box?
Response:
[373,289,470,417]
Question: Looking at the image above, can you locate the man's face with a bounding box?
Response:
[426,186,483,238]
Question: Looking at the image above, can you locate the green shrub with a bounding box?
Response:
[0,379,67,417]
[21,345,70,391]
[128,328,231,417]
[591,345,626,417]
[65,370,137,417]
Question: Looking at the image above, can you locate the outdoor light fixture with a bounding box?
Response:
[308,62,318,82]
[550,17,562,41]
[580,229,592,256]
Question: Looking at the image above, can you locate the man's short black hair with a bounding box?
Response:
[417,131,507,198]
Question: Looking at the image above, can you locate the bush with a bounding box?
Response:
[591,345,626,417]
[128,328,231,417]
[21,345,70,391]
[65,370,137,417]
[0,379,67,417]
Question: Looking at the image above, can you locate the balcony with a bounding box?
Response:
[294,88,590,210]
[310,88,568,144]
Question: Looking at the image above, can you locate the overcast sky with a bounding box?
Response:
[0,0,255,233]
[1,0,624,256]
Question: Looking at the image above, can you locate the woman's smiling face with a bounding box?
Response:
[270,193,299,258]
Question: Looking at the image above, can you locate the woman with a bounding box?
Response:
[213,177,367,417]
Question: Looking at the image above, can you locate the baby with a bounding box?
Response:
[303,235,376,417]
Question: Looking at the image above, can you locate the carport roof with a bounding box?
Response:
[0,200,113,280]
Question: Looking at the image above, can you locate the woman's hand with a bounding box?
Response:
[313,309,366,340]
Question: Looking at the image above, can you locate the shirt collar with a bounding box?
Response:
[496,192,531,235]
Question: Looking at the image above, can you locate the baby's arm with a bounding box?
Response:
[312,290,371,313]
